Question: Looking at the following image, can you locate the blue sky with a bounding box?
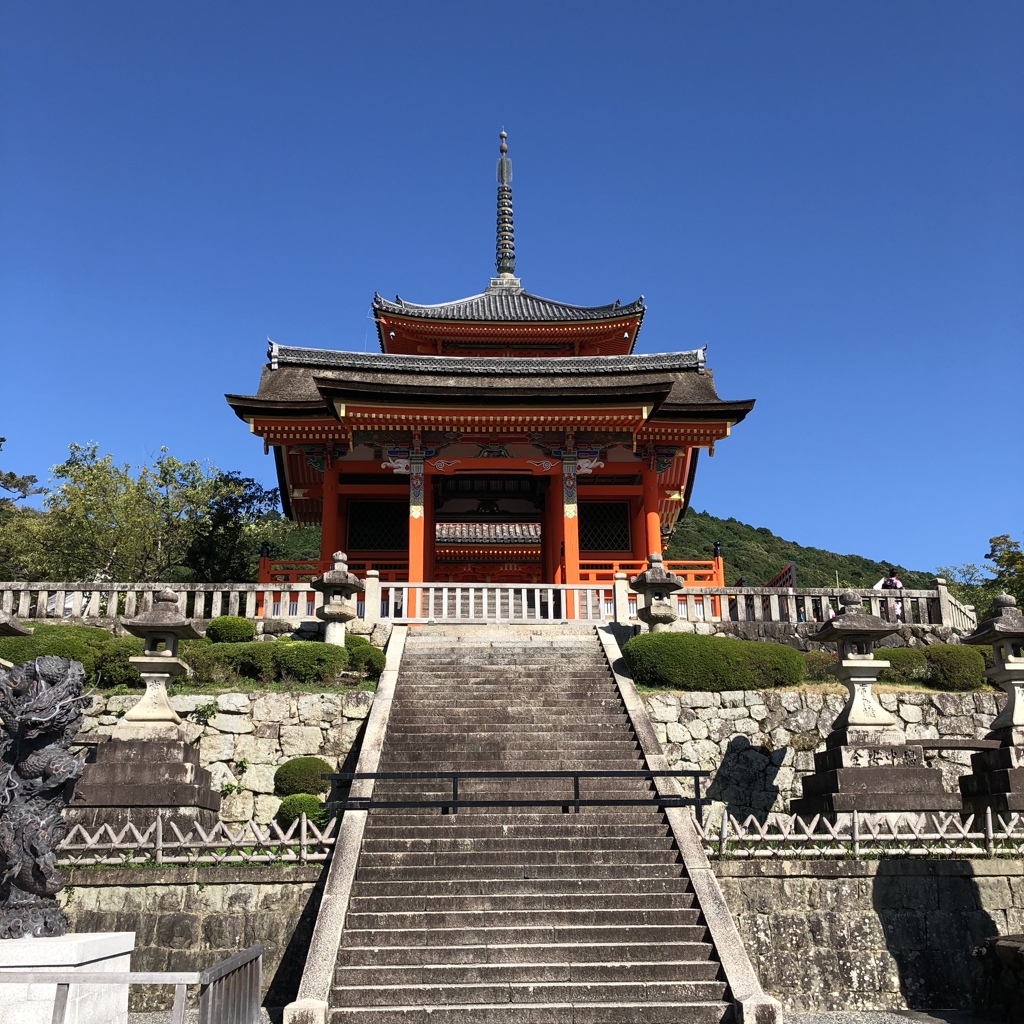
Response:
[2,1,1021,575]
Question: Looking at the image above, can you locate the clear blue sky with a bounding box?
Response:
[2,1,1021,575]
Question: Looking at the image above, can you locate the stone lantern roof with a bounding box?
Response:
[960,594,1024,648]
[809,591,895,646]
[123,589,201,641]
[0,610,32,637]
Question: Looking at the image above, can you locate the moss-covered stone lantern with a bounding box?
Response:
[629,553,683,633]
[311,551,365,646]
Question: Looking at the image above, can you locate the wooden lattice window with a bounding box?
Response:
[579,502,631,552]
[348,501,408,551]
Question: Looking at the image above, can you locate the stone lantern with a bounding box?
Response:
[311,551,365,646]
[0,610,31,669]
[791,591,959,817]
[958,593,1024,817]
[630,553,684,633]
[118,589,200,740]
[66,588,220,832]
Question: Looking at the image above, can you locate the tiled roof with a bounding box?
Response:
[435,523,542,543]
[372,287,645,323]
[268,345,704,376]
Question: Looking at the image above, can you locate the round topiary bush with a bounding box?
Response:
[622,632,804,690]
[275,793,329,830]
[274,756,335,796]
[206,615,256,644]
[0,624,117,683]
[874,647,929,684]
[272,642,348,684]
[345,634,386,678]
[924,645,986,691]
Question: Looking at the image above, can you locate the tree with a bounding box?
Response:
[0,443,284,583]
[985,535,1024,609]
[0,438,43,508]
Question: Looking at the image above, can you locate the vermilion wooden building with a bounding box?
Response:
[227,135,753,589]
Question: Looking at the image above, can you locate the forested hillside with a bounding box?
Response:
[665,510,934,589]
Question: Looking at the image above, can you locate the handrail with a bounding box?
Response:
[326,768,710,823]
[0,944,263,1024]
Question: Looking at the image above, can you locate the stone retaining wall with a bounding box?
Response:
[60,865,322,1011]
[78,690,374,824]
[644,688,1004,819]
[716,859,1024,1012]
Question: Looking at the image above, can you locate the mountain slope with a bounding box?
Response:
[665,510,934,589]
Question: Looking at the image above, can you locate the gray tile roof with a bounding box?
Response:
[436,522,542,543]
[372,287,645,323]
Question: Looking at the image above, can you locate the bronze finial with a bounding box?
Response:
[495,131,515,276]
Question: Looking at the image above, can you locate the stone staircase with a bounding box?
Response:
[327,626,736,1023]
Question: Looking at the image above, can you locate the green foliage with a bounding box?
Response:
[802,649,837,680]
[665,509,933,589]
[345,634,386,678]
[224,642,276,684]
[875,648,929,684]
[93,636,146,687]
[206,616,256,643]
[191,701,219,725]
[622,632,805,691]
[272,643,348,685]
[0,624,140,686]
[985,535,1024,611]
[923,645,986,692]
[275,793,329,830]
[274,756,334,796]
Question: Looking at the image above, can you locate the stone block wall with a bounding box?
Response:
[716,859,1024,1012]
[644,688,1004,819]
[77,690,374,824]
[60,865,322,1011]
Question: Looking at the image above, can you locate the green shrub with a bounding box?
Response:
[275,793,329,830]
[924,645,985,692]
[274,756,334,796]
[93,636,146,688]
[222,642,276,684]
[272,643,348,685]
[803,649,837,680]
[206,616,256,644]
[875,648,928,684]
[345,635,386,678]
[0,624,117,682]
[179,639,238,686]
[622,632,804,691]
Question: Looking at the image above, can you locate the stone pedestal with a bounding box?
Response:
[67,735,220,833]
[0,932,134,1024]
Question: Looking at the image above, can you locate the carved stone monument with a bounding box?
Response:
[630,553,684,633]
[67,590,220,831]
[958,593,1024,817]
[311,551,364,646]
[791,591,960,816]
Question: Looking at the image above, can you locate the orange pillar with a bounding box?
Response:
[408,456,425,583]
[544,476,563,583]
[561,456,580,586]
[641,464,662,560]
[319,465,339,566]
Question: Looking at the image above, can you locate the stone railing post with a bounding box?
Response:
[613,572,631,626]
[931,577,953,627]
[362,570,381,627]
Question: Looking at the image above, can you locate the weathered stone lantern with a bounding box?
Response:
[0,609,31,669]
[630,553,683,633]
[311,551,365,646]
[67,588,220,832]
[119,589,200,739]
[958,593,1024,816]
[791,590,959,817]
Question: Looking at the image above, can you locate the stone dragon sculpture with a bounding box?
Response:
[0,656,89,938]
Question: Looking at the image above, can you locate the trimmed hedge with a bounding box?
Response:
[275,793,329,830]
[622,632,805,691]
[875,648,929,685]
[345,634,386,678]
[274,756,334,796]
[874,645,985,691]
[206,616,256,644]
[0,625,145,688]
[179,640,349,686]
[273,643,349,684]
[802,649,837,681]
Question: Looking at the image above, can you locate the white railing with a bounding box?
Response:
[0,581,321,621]
[378,583,612,624]
[0,580,976,631]
[693,810,1024,859]
[56,814,336,867]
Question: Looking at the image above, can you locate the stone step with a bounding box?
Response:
[360,836,678,854]
[346,892,696,914]
[343,907,701,931]
[329,1000,732,1024]
[334,958,720,987]
[355,863,689,882]
[349,876,695,898]
[335,940,714,967]
[357,849,681,869]
[340,923,709,948]
[331,980,728,1007]
[364,811,668,826]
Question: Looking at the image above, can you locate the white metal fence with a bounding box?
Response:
[377,582,612,623]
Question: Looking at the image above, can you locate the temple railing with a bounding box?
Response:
[0,579,975,631]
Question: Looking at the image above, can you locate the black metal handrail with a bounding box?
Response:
[326,769,710,823]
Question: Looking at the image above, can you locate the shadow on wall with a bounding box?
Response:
[705,735,784,824]
[872,861,999,1012]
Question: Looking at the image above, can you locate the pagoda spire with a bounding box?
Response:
[495,131,516,277]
